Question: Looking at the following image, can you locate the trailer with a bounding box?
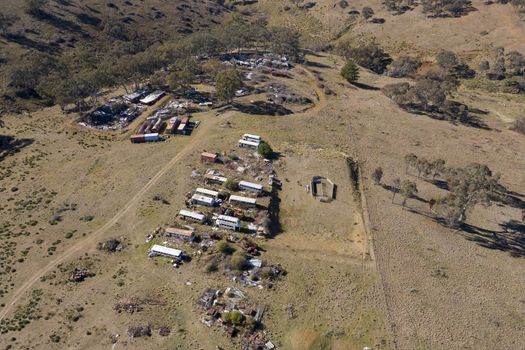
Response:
[242,133,261,143]
[238,181,263,194]
[195,188,220,198]
[204,174,228,185]
[140,90,166,105]
[165,227,195,241]
[201,152,218,163]
[238,139,260,150]
[191,194,217,207]
[229,195,257,208]
[178,210,206,223]
[148,244,183,259]
[216,215,241,231]
[144,133,160,142]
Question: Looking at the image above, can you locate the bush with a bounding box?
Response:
[362,7,374,19]
[224,178,239,192]
[338,42,392,74]
[216,240,236,255]
[230,251,247,271]
[388,56,421,78]
[257,141,274,159]
[510,119,525,134]
[341,60,359,83]
[223,310,244,326]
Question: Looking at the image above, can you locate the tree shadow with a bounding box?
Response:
[401,104,491,130]
[304,60,331,69]
[6,33,59,53]
[405,206,525,258]
[461,222,525,258]
[232,102,293,116]
[500,220,525,234]
[39,11,91,37]
[0,135,34,161]
[495,193,525,210]
[352,82,380,91]
[267,186,282,237]
[76,13,102,27]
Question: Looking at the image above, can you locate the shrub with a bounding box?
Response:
[388,56,421,78]
[230,251,247,271]
[224,178,239,192]
[341,60,359,83]
[338,42,392,74]
[510,119,525,135]
[362,7,374,19]
[216,240,235,255]
[257,142,274,159]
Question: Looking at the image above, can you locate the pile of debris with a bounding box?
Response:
[258,84,312,105]
[81,99,145,130]
[114,297,144,314]
[197,287,276,348]
[97,238,123,252]
[127,324,152,338]
[222,53,292,70]
[69,267,93,283]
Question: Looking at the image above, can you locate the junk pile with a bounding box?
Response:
[97,238,123,252]
[257,84,312,105]
[197,287,276,348]
[69,267,93,282]
[81,99,145,131]
[221,53,292,70]
[127,324,152,338]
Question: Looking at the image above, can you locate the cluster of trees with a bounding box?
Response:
[3,12,302,112]
[387,56,421,78]
[421,0,473,17]
[383,0,417,14]
[337,41,392,74]
[382,70,469,122]
[382,51,475,124]
[480,48,525,93]
[404,154,504,227]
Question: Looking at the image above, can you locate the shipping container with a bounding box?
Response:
[130,135,145,143]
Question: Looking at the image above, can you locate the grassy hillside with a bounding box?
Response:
[0,0,227,111]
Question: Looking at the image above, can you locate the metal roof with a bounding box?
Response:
[195,188,219,198]
[149,244,183,257]
[239,181,263,190]
[179,210,205,221]
[229,195,257,204]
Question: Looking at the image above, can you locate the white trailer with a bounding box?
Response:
[229,195,257,208]
[195,188,220,198]
[148,244,183,259]
[191,194,217,207]
[242,133,261,143]
[216,215,241,231]
[238,139,260,150]
[178,210,206,223]
[238,181,263,193]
